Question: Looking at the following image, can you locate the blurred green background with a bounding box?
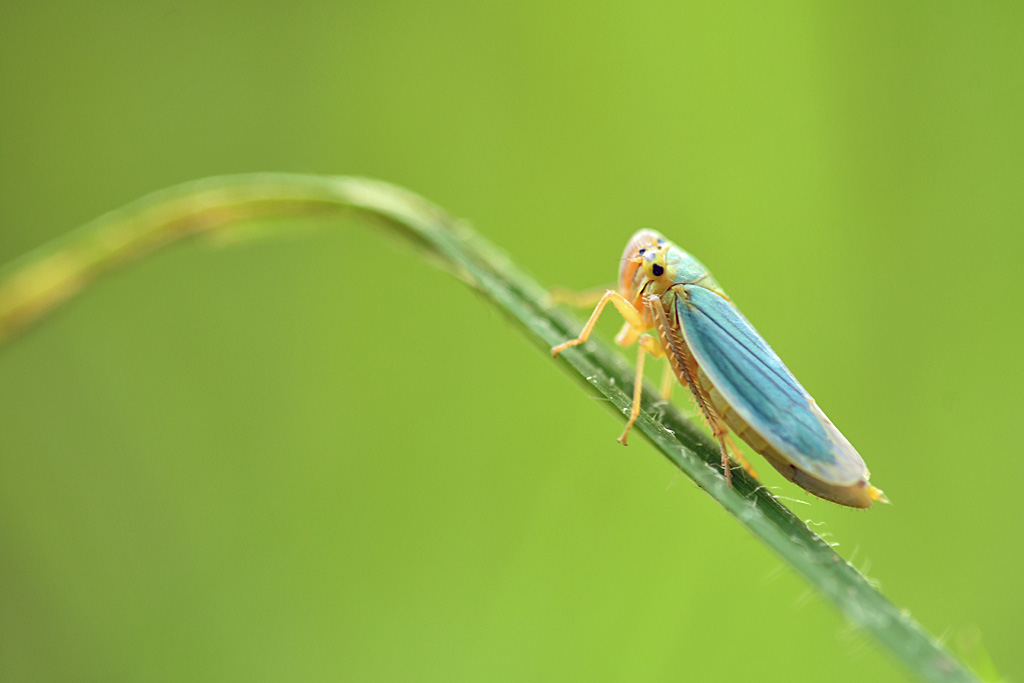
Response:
[1,2,1021,681]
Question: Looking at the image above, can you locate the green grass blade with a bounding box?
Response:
[0,174,981,682]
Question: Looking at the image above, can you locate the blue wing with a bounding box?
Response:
[675,285,868,486]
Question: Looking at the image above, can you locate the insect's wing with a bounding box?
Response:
[676,285,868,486]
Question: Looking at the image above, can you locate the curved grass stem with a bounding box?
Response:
[0,174,981,683]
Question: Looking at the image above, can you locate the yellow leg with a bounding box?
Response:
[716,405,758,480]
[546,285,613,308]
[727,437,758,479]
[618,341,646,445]
[712,429,760,486]
[647,294,746,486]
[707,424,733,486]
[554,291,671,445]
[659,361,675,401]
[618,333,664,445]
[551,290,645,357]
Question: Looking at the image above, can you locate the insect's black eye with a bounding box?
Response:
[637,248,646,255]
[652,264,664,277]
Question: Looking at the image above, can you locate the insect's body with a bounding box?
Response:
[553,229,885,508]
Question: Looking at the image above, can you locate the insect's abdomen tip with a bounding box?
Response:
[869,486,889,505]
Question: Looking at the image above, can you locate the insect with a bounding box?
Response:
[552,229,886,508]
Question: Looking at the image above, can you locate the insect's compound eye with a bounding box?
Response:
[652,264,664,277]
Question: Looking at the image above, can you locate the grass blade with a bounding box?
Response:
[0,174,981,682]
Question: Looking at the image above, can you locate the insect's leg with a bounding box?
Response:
[618,340,646,445]
[546,285,614,308]
[551,290,645,357]
[617,333,665,445]
[659,362,676,402]
[711,420,736,486]
[686,382,744,485]
[709,401,759,480]
[723,434,758,479]
[647,295,739,485]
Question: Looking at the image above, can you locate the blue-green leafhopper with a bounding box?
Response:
[552,230,885,508]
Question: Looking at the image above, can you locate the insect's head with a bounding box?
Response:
[638,242,670,281]
[619,229,672,301]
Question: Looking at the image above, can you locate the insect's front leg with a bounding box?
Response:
[545,285,612,309]
[551,290,645,357]
[552,290,660,445]
[617,333,665,445]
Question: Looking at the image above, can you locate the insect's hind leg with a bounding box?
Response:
[711,429,758,486]
[705,419,735,486]
[646,294,753,486]
[692,382,765,485]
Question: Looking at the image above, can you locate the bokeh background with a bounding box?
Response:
[1,3,1021,681]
